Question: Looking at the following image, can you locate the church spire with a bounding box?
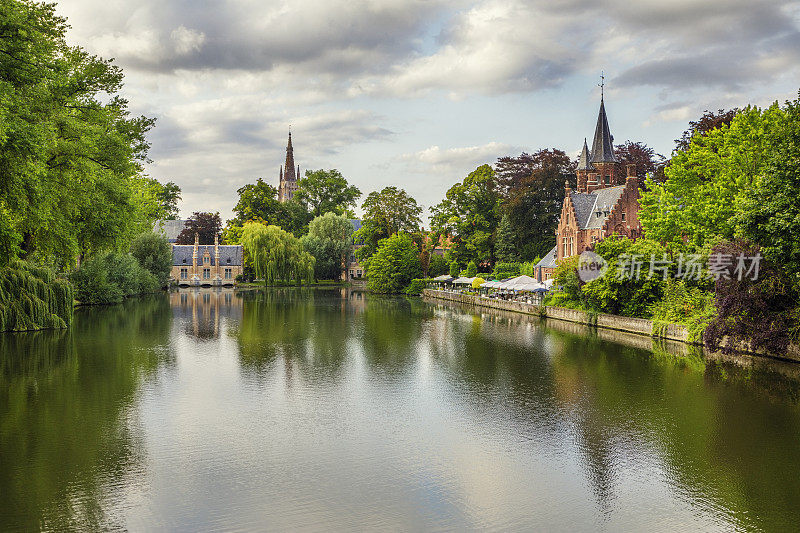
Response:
[589,94,616,164]
[283,131,296,182]
[577,138,593,171]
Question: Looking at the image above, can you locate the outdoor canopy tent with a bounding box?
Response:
[431,275,454,282]
[451,277,476,285]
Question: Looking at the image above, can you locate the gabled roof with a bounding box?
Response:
[171,245,243,266]
[589,99,617,164]
[536,245,558,268]
[577,138,593,171]
[568,184,626,230]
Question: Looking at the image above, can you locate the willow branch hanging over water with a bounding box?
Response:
[240,222,315,285]
[0,261,73,332]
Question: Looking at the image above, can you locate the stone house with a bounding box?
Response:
[171,234,243,286]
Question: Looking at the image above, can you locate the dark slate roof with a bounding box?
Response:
[154,219,187,243]
[536,245,558,268]
[570,184,626,230]
[171,245,243,266]
[569,192,597,228]
[577,138,593,171]
[589,99,617,163]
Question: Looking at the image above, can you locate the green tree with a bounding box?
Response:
[0,0,156,266]
[428,255,449,277]
[466,261,477,277]
[240,222,314,285]
[366,233,421,293]
[295,169,361,217]
[301,213,354,280]
[449,261,460,278]
[431,164,501,267]
[355,186,422,262]
[736,91,800,280]
[639,104,785,252]
[495,150,575,260]
[226,179,312,237]
[130,232,173,286]
[176,212,222,245]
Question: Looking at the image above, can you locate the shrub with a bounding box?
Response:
[703,239,799,354]
[429,254,449,277]
[649,278,716,342]
[71,252,159,305]
[131,232,173,286]
[466,261,478,277]
[449,261,460,278]
[404,278,429,295]
[471,277,485,289]
[0,260,73,332]
[492,262,520,280]
[367,233,421,293]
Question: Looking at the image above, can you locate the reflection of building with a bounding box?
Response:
[278,132,300,202]
[171,288,242,339]
[171,234,243,286]
[536,92,643,282]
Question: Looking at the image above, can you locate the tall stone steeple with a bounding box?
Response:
[587,91,618,190]
[278,131,299,202]
[576,138,593,192]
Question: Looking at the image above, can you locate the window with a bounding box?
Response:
[604,175,611,184]
[227,258,231,264]
[224,268,232,279]
[357,270,362,277]
[203,268,210,280]
[180,268,188,280]
[203,255,210,265]
[621,212,626,222]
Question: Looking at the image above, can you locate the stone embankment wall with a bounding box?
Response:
[422,289,691,343]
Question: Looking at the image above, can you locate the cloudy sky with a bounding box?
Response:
[57,0,800,222]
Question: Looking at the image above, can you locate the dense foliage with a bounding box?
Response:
[0,0,169,266]
[0,260,72,331]
[366,233,421,294]
[176,212,222,245]
[301,213,354,280]
[70,252,159,305]
[355,186,422,262]
[130,232,173,286]
[240,222,314,285]
[295,169,361,218]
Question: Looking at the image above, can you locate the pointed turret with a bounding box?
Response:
[577,138,593,171]
[589,98,616,164]
[284,132,296,182]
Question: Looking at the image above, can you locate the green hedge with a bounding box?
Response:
[405,278,435,295]
[70,252,159,305]
[0,260,73,332]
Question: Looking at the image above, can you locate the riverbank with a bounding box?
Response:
[423,289,800,363]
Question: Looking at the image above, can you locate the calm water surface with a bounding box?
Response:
[2,288,800,531]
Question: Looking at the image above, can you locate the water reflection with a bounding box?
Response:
[2,289,800,531]
[0,295,173,531]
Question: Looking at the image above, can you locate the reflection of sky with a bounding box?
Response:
[21,289,800,531]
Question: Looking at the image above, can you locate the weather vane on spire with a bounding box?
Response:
[598,71,605,100]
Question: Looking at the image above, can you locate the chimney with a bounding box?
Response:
[564,179,571,195]
[627,164,637,181]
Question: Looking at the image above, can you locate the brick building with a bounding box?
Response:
[536,96,643,281]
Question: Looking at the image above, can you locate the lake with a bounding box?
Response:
[2,288,800,531]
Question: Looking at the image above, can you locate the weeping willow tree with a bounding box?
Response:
[0,260,73,332]
[240,222,315,285]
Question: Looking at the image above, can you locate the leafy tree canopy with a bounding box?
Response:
[176,212,222,245]
[240,222,314,285]
[295,169,361,218]
[130,232,173,286]
[431,164,501,267]
[301,213,354,280]
[355,186,422,262]
[366,233,421,293]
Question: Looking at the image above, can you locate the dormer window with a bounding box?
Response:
[182,258,187,264]
[226,258,231,264]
